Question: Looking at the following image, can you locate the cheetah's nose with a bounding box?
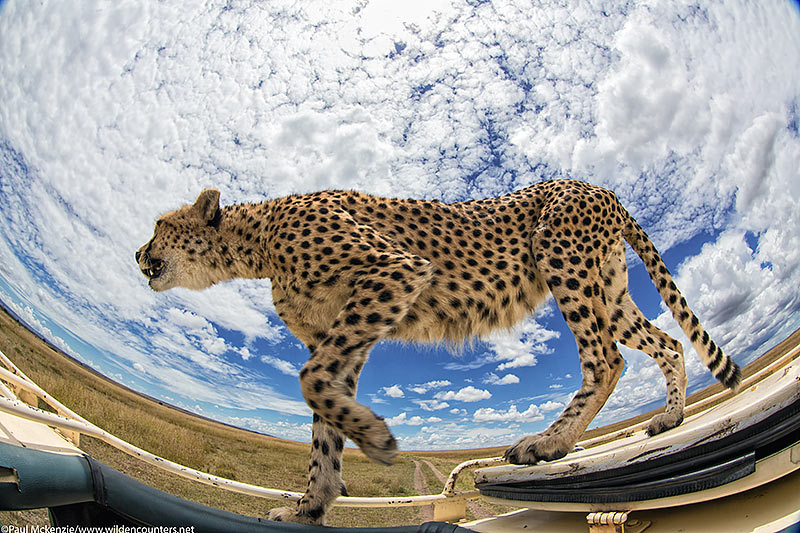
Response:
[135,250,142,263]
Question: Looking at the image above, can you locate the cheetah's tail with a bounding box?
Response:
[621,212,741,391]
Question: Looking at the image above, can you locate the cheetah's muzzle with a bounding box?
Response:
[136,251,165,280]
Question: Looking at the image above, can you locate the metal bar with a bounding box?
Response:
[0,350,485,508]
[0,365,82,420]
[443,457,505,495]
[0,394,472,507]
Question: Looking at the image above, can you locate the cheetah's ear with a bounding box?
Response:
[192,189,221,226]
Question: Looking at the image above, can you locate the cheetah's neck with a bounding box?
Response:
[212,202,274,281]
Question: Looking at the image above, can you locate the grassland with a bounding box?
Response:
[0,308,511,528]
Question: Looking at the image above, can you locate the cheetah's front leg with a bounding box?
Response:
[268,415,347,525]
[299,251,432,465]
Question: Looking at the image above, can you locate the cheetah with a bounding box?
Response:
[136,179,740,524]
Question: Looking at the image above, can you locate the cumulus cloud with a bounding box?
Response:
[386,412,443,427]
[482,311,562,371]
[1,300,79,360]
[396,422,518,450]
[483,373,520,386]
[215,415,312,442]
[408,380,452,394]
[413,399,451,412]
[260,355,299,377]
[538,400,565,413]
[382,385,405,398]
[435,385,492,403]
[473,404,544,423]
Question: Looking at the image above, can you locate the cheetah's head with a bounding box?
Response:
[136,189,222,292]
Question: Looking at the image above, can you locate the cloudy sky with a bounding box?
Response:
[1,0,799,450]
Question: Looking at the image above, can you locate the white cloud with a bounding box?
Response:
[261,355,299,377]
[443,358,493,372]
[435,385,491,403]
[591,12,709,172]
[1,299,79,360]
[538,400,565,413]
[596,346,668,425]
[483,373,520,385]
[408,379,452,394]
[238,346,253,361]
[386,412,443,427]
[729,114,783,213]
[473,404,544,423]
[395,422,518,450]
[413,399,451,412]
[382,385,405,398]
[215,415,313,443]
[482,311,561,371]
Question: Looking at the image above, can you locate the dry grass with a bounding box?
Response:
[0,309,490,528]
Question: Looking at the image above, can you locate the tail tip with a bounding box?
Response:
[721,361,742,392]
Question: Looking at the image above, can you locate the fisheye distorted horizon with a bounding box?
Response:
[1,0,799,449]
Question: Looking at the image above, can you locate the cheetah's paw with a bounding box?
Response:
[353,416,398,466]
[646,411,684,436]
[268,506,324,525]
[504,433,574,465]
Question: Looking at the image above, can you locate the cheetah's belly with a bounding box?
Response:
[388,268,549,347]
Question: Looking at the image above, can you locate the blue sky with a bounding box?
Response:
[1,0,799,450]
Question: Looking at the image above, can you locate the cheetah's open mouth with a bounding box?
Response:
[143,259,165,280]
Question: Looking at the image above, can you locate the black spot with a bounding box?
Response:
[378,290,393,302]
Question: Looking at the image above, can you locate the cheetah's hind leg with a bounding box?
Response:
[602,241,687,436]
[505,227,625,464]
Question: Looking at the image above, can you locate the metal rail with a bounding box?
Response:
[0,350,493,513]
